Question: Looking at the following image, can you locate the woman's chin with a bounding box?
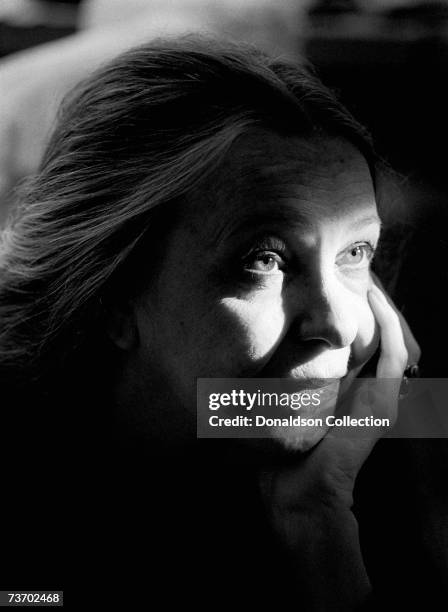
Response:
[267,381,339,452]
[218,377,365,464]
[268,422,330,453]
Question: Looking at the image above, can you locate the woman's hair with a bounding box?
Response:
[0,36,378,393]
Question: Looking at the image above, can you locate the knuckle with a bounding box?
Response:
[389,345,408,371]
[399,347,409,369]
[409,340,421,364]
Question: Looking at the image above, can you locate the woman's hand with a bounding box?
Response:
[261,282,411,513]
[370,271,421,368]
[259,281,418,610]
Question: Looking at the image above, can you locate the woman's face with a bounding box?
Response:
[120,131,381,450]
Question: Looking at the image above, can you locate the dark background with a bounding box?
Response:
[1,1,447,608]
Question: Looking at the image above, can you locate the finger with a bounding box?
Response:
[368,284,408,379]
[370,271,420,365]
[395,310,420,364]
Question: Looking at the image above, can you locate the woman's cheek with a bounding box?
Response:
[350,294,380,367]
[219,297,286,371]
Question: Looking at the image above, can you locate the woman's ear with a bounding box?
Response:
[104,300,138,351]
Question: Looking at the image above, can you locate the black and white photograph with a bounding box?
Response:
[0,1,447,609]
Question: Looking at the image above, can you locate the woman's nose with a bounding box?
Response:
[296,278,358,350]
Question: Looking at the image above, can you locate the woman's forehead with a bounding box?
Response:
[182,131,378,238]
[226,130,373,190]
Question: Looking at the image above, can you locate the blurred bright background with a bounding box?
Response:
[1,0,448,376]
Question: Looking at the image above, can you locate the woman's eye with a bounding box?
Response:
[337,242,375,267]
[244,250,285,273]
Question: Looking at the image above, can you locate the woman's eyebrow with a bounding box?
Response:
[211,208,310,248]
[347,215,382,231]
[211,210,381,250]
